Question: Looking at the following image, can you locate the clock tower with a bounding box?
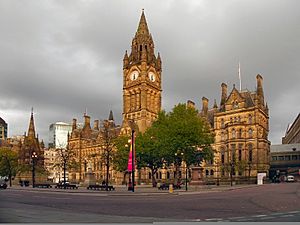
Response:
[122,10,162,133]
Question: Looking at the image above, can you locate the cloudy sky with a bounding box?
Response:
[0,0,299,145]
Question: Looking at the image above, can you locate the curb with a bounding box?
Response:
[6,184,262,196]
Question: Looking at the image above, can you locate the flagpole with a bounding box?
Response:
[238,62,242,91]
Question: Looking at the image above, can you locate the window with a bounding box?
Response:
[210,170,214,176]
[238,149,242,161]
[221,153,225,164]
[238,129,242,138]
[221,119,225,128]
[232,129,236,139]
[285,155,291,161]
[221,132,225,141]
[206,170,209,177]
[159,172,162,179]
[278,156,284,161]
[272,156,278,161]
[249,114,253,124]
[248,128,253,138]
[292,155,298,160]
[167,172,170,179]
[248,144,253,162]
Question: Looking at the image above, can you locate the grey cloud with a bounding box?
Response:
[0,0,299,145]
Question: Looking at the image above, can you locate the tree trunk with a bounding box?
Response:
[63,161,66,188]
[9,174,12,187]
[151,168,157,187]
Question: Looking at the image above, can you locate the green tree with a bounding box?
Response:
[0,147,19,187]
[113,134,131,184]
[135,127,165,187]
[136,103,215,186]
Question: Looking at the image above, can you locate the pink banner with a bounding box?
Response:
[127,144,133,171]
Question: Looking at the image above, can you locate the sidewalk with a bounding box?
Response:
[7,183,260,196]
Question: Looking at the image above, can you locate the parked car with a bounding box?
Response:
[0,180,7,189]
[286,175,295,182]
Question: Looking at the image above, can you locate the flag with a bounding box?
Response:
[127,142,133,171]
[127,134,136,172]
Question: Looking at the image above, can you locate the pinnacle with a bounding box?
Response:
[27,109,36,139]
[136,9,150,35]
[109,110,114,121]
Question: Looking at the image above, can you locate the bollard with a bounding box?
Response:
[169,184,173,194]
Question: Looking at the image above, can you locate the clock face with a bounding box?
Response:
[148,72,156,82]
[130,71,139,81]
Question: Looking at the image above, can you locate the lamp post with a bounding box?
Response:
[31,151,37,188]
[175,151,188,191]
[131,129,135,192]
[248,161,251,184]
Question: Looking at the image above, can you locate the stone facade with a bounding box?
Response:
[68,112,123,184]
[0,117,8,141]
[199,75,270,183]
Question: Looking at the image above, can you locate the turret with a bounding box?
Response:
[202,97,209,116]
[83,114,91,130]
[93,120,99,131]
[72,118,77,131]
[123,50,129,68]
[156,52,162,71]
[187,100,195,109]
[108,110,114,121]
[220,83,227,111]
[213,99,218,112]
[256,74,264,105]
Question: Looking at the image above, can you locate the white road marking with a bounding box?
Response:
[204,218,223,221]
[252,214,267,217]
[228,216,245,220]
[279,214,294,218]
[260,216,276,220]
[288,211,300,214]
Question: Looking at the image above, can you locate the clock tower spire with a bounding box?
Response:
[122,10,162,134]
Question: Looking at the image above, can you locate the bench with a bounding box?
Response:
[55,183,79,189]
[34,183,52,188]
[158,183,181,190]
[87,185,115,191]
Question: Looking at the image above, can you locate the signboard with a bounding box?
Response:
[257,173,267,185]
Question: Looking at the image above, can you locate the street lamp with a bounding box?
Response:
[175,151,188,191]
[131,129,135,192]
[248,161,252,184]
[31,151,38,188]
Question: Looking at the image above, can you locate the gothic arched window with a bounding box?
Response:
[248,128,253,138]
[238,128,242,138]
[221,118,225,128]
[248,144,253,162]
[232,129,236,139]
[249,114,253,124]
